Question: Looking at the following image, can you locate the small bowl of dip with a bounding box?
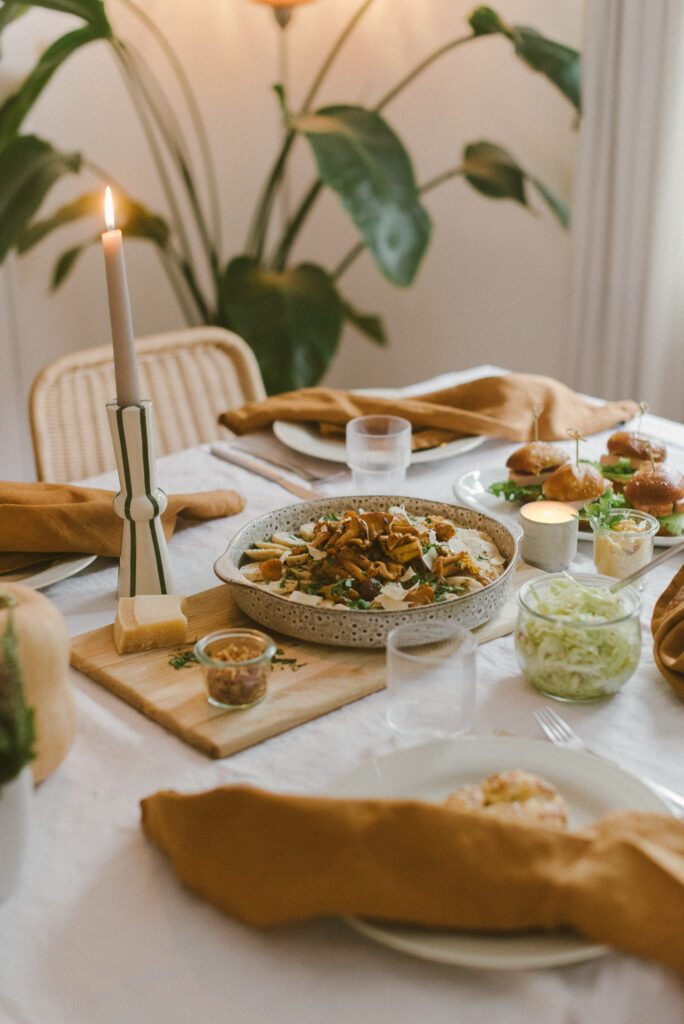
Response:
[590,509,659,582]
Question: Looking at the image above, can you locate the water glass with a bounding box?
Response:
[346,415,411,494]
[385,622,477,740]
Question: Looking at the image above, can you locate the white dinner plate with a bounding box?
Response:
[328,736,669,970]
[454,467,683,547]
[273,420,485,466]
[0,553,97,590]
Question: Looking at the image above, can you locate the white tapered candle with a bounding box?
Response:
[101,187,141,407]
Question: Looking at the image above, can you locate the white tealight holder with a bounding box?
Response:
[106,399,174,598]
[519,501,579,572]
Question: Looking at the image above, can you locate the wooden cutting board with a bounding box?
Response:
[70,585,387,759]
[70,567,537,760]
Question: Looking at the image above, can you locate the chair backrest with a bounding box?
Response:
[30,327,266,482]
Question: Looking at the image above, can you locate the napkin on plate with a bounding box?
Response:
[652,565,684,699]
[141,784,684,973]
[0,482,244,573]
[219,374,638,448]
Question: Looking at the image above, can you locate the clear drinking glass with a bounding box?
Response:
[385,622,477,740]
[346,415,412,494]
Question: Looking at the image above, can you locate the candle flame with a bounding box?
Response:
[104,186,116,231]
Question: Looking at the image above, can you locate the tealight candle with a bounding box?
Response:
[519,501,579,571]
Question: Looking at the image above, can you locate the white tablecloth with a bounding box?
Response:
[2,368,684,1023]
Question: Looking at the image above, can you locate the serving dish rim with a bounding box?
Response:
[214,495,519,617]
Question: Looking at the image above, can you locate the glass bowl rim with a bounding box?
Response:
[386,621,478,662]
[194,628,277,667]
[589,508,659,536]
[517,572,640,627]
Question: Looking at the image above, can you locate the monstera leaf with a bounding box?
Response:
[291,104,431,287]
[0,24,108,149]
[468,6,580,111]
[0,135,81,261]
[15,189,170,288]
[219,256,344,393]
[340,299,387,345]
[15,0,110,30]
[463,141,569,227]
[0,3,29,49]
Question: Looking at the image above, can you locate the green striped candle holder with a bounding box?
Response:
[106,400,174,598]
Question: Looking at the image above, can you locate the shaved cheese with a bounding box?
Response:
[306,543,327,561]
[299,522,316,540]
[241,563,263,581]
[379,582,407,602]
[289,590,323,606]
[423,546,439,570]
[271,532,303,548]
[377,594,409,611]
[446,576,484,593]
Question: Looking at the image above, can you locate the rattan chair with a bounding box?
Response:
[30,327,266,482]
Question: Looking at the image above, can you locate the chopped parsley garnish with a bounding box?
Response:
[582,489,628,523]
[321,513,340,522]
[169,649,198,669]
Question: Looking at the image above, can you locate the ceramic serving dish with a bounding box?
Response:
[214,496,519,648]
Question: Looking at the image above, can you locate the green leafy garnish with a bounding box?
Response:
[582,489,628,523]
[0,616,35,787]
[321,513,340,522]
[169,649,198,669]
[599,457,636,482]
[488,479,542,503]
[658,512,684,537]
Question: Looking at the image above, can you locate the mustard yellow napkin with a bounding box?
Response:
[652,566,684,700]
[0,482,244,572]
[141,785,684,973]
[219,374,638,447]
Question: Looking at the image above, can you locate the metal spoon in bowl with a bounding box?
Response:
[609,539,684,592]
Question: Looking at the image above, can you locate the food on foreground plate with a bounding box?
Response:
[113,595,188,654]
[489,441,569,504]
[541,461,606,507]
[599,431,667,490]
[240,506,506,610]
[515,576,641,701]
[624,465,684,537]
[445,769,568,828]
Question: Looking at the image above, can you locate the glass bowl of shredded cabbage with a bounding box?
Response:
[515,574,641,702]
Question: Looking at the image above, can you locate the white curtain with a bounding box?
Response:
[567,0,684,420]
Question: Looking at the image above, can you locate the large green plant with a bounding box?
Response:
[0,0,580,393]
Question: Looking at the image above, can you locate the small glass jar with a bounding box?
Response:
[194,629,275,710]
[515,573,641,702]
[590,509,659,581]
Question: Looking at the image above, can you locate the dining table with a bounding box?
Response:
[2,365,684,1024]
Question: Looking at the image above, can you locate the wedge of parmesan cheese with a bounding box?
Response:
[113,594,188,654]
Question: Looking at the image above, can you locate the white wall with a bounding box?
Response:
[0,0,582,479]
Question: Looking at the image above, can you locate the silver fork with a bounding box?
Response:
[534,705,684,817]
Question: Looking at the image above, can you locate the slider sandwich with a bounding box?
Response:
[624,465,684,536]
[600,432,667,491]
[489,442,570,503]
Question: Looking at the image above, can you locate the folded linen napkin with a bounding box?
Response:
[652,565,684,699]
[219,374,638,447]
[0,482,244,573]
[141,785,684,973]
